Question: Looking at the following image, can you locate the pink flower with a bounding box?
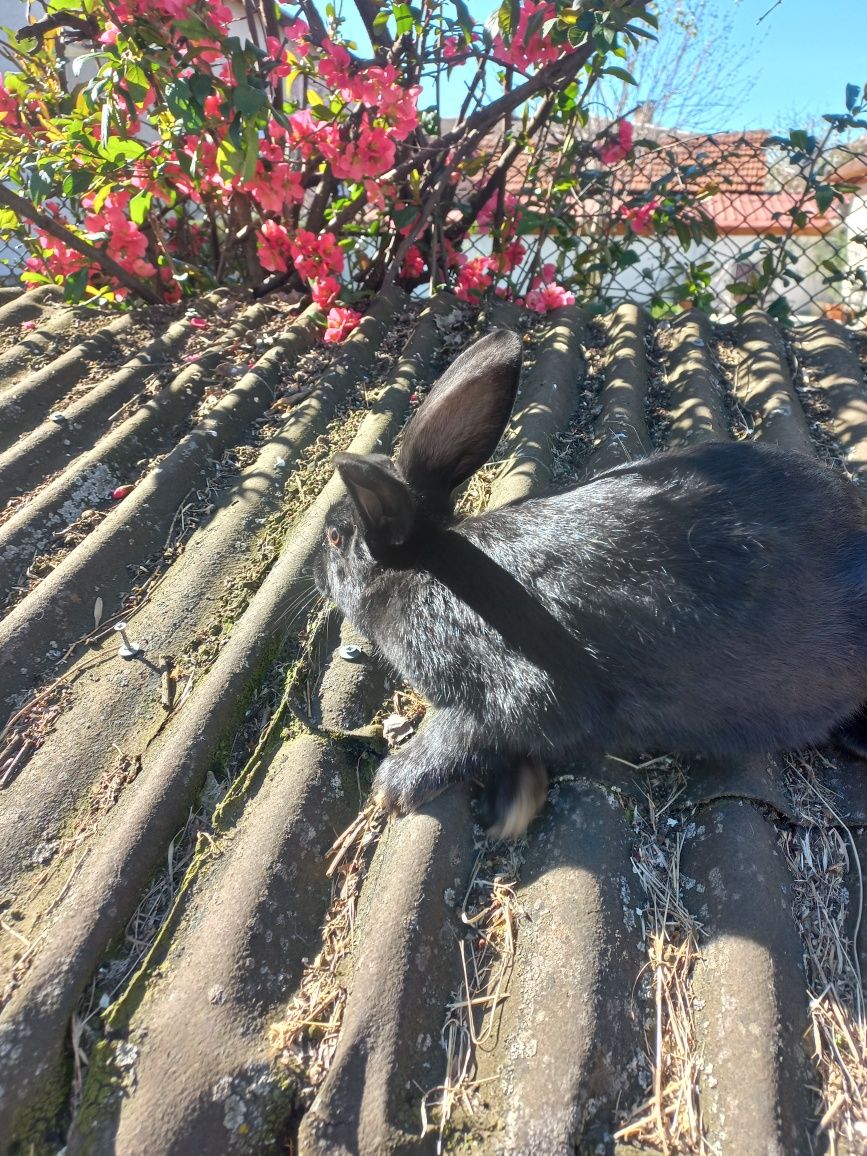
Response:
[257,219,293,273]
[27,232,88,279]
[288,230,344,283]
[286,109,320,158]
[247,164,305,214]
[455,256,493,302]
[372,78,420,139]
[311,275,341,308]
[599,120,634,166]
[98,21,121,45]
[524,281,575,313]
[83,190,156,278]
[319,39,353,92]
[190,316,209,329]
[492,238,527,275]
[621,199,659,236]
[401,246,426,279]
[20,319,36,331]
[442,36,467,61]
[364,178,388,211]
[324,306,362,343]
[331,120,396,182]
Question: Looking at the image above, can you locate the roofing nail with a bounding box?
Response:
[114,621,142,659]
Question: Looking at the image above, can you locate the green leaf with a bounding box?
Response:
[451,0,474,33]
[27,166,54,204]
[604,66,636,85]
[129,190,152,225]
[232,82,267,116]
[0,207,18,231]
[62,169,93,197]
[814,184,837,213]
[165,79,191,118]
[673,218,691,250]
[91,182,114,214]
[242,119,259,182]
[393,2,414,35]
[63,265,89,303]
[766,296,792,324]
[124,63,149,104]
[846,83,860,112]
[216,139,244,178]
[102,137,146,162]
[788,129,813,153]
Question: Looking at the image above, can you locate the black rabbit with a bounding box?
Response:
[315,327,867,838]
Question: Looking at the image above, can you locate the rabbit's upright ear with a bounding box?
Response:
[398,329,522,507]
[334,452,416,553]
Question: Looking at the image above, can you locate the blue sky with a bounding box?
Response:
[715,0,867,131]
[338,0,866,134]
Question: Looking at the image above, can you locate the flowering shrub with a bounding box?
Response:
[0,0,672,327]
[0,2,862,329]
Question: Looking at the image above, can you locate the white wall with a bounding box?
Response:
[844,189,867,313]
[465,229,839,318]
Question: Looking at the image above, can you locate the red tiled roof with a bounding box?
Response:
[705,190,840,234]
[489,128,841,235]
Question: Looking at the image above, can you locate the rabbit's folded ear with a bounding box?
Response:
[334,452,416,553]
[398,328,522,507]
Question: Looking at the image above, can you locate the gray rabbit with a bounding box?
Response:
[316,328,867,837]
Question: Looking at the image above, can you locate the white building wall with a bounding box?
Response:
[844,189,867,313]
[465,229,837,318]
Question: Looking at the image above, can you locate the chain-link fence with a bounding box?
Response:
[462,129,867,323]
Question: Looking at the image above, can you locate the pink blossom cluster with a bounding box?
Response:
[255,224,346,310]
[25,231,87,280]
[318,42,420,140]
[242,127,306,215]
[441,33,478,65]
[455,255,493,302]
[101,0,232,36]
[83,189,155,280]
[401,245,426,279]
[264,22,311,79]
[330,117,396,181]
[525,281,575,312]
[492,0,570,72]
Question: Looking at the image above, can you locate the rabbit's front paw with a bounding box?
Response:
[372,750,442,815]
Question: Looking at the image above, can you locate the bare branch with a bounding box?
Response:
[16,12,99,46]
[757,0,783,24]
[297,0,328,46]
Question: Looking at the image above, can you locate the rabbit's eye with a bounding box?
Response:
[327,527,343,549]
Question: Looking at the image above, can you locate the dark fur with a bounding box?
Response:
[315,328,867,832]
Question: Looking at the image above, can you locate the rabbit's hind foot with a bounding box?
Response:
[479,756,549,841]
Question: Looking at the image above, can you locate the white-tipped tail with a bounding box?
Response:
[486,758,549,840]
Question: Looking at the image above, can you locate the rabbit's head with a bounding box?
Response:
[316,328,523,619]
